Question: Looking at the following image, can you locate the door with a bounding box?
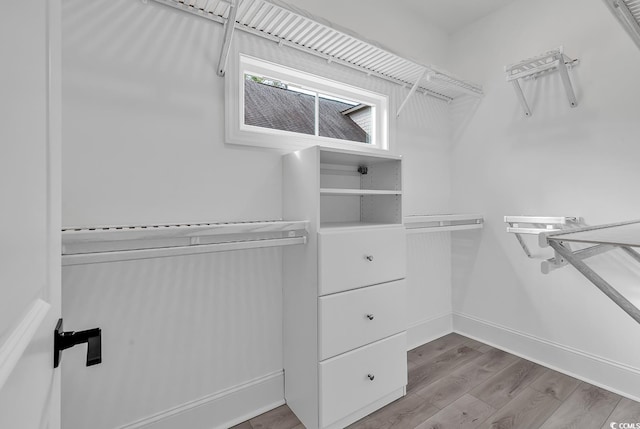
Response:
[0,0,62,428]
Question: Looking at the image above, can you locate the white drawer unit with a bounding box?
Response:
[319,333,408,429]
[319,227,406,295]
[283,146,407,429]
[319,280,406,360]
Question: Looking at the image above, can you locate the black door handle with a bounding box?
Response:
[54,318,102,368]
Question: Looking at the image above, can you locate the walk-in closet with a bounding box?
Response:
[2,1,640,428]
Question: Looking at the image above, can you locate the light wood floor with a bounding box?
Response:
[232,333,640,429]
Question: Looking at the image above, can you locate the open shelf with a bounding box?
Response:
[319,147,402,228]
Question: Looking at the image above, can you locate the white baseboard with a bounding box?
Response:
[406,313,453,351]
[453,312,640,402]
[118,370,285,429]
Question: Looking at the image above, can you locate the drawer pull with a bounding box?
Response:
[367,374,375,381]
[365,314,375,320]
[365,255,374,262]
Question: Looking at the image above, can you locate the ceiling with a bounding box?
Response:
[401,0,516,34]
[283,0,516,35]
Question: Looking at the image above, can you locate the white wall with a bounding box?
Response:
[61,0,283,227]
[448,0,640,398]
[61,1,453,428]
[62,249,284,429]
[397,85,455,348]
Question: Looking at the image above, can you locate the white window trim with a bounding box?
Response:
[225,54,390,153]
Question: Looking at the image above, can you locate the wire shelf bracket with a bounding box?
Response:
[506,216,640,325]
[504,215,581,261]
[505,47,579,117]
[216,0,240,76]
[396,68,428,117]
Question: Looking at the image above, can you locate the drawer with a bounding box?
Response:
[319,333,407,428]
[318,227,406,295]
[319,280,406,360]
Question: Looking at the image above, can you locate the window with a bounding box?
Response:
[226,54,389,151]
[244,73,373,144]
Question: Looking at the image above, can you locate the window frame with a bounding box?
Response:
[225,54,390,152]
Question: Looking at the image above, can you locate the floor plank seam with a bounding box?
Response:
[408,346,481,393]
[413,366,483,409]
[408,340,469,365]
[416,396,444,411]
[467,392,500,428]
[601,396,624,429]
[409,334,471,363]
[518,365,550,393]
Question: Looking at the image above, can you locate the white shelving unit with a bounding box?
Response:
[317,148,402,229]
[283,146,406,429]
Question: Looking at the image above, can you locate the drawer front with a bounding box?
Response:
[319,333,407,428]
[319,280,406,360]
[318,227,406,295]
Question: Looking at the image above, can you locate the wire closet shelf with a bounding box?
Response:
[151,0,483,104]
[602,0,640,50]
[62,220,309,265]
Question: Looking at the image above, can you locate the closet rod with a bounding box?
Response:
[62,236,307,266]
[405,224,483,234]
[404,214,484,234]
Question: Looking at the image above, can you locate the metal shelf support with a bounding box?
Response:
[397,68,428,117]
[504,215,581,258]
[216,0,240,76]
[508,217,640,325]
[511,80,531,117]
[548,239,640,325]
[505,47,579,117]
